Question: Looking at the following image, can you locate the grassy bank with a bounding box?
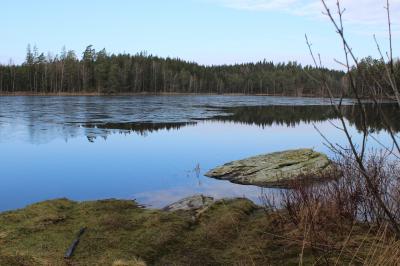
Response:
[0,197,398,265]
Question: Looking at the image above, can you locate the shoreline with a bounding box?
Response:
[0,196,389,265]
[0,91,333,98]
[0,92,396,101]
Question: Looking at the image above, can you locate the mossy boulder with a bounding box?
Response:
[205,149,331,187]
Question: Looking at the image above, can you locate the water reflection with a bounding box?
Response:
[210,104,400,133]
[65,104,400,141]
[83,122,196,139]
[0,95,355,144]
[0,96,397,211]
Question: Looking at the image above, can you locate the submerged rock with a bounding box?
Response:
[205,149,331,188]
[163,195,214,212]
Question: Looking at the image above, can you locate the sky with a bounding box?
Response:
[1,0,399,69]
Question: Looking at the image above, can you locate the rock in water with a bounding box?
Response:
[205,149,331,188]
[163,195,214,211]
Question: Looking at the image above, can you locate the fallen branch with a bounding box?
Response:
[64,227,86,259]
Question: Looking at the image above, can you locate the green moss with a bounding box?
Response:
[0,197,378,265]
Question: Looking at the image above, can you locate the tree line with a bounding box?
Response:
[0,45,347,96]
[352,56,400,99]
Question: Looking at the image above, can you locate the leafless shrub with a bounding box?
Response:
[259,152,400,262]
[304,0,400,236]
[277,153,400,225]
[260,0,400,262]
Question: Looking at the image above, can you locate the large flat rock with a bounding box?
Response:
[205,149,331,187]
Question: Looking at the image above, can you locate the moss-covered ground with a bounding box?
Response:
[0,198,389,265]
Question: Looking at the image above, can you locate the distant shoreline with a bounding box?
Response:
[0,92,396,102]
[0,91,333,98]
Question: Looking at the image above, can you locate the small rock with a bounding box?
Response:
[163,195,214,212]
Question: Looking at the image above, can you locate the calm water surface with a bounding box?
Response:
[0,96,396,211]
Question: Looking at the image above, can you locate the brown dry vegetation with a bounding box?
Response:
[262,152,400,265]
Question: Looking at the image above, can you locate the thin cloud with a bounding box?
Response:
[218,0,299,10]
[214,0,400,29]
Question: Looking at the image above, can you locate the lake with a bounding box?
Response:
[0,95,397,211]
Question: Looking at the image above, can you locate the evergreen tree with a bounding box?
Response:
[0,44,373,97]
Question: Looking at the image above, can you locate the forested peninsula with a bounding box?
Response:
[0,45,346,96]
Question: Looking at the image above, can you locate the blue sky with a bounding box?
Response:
[1,0,399,69]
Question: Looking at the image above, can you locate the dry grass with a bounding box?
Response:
[113,258,147,266]
[2,195,398,265]
[260,152,400,265]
